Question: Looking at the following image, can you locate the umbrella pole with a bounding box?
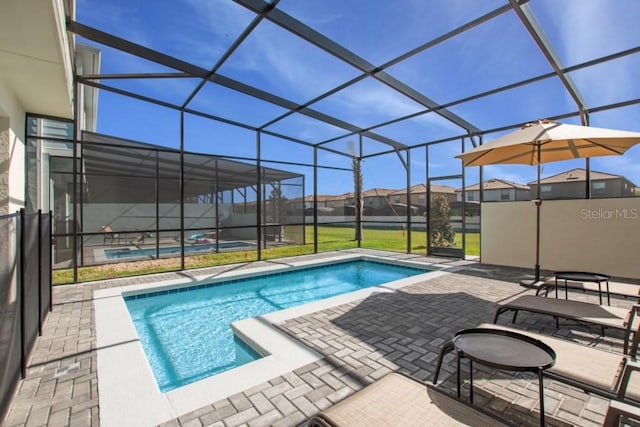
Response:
[521,146,542,287]
[534,166,541,283]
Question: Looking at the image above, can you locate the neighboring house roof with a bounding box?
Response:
[325,192,352,201]
[388,184,457,195]
[303,169,636,203]
[325,188,395,201]
[457,179,529,192]
[529,168,632,185]
[430,184,457,194]
[302,195,335,202]
[361,188,396,198]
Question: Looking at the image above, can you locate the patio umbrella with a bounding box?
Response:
[456,119,640,284]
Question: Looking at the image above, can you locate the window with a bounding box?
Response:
[592,181,606,196]
[467,192,475,201]
[500,189,510,200]
[418,194,425,204]
[25,115,75,214]
[394,195,401,203]
[27,115,73,138]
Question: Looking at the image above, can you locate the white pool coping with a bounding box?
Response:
[94,253,451,427]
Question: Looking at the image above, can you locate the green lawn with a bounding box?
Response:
[52,226,479,285]
[290,225,479,255]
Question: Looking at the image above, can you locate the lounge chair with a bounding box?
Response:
[101,225,120,245]
[536,277,640,303]
[308,371,640,426]
[308,372,512,426]
[493,295,639,354]
[434,322,640,402]
[129,233,146,246]
[604,400,640,426]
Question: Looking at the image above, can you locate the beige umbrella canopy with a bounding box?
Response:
[457,119,640,167]
[457,119,640,284]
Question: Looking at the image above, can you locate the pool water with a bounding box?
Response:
[105,241,254,260]
[125,260,428,392]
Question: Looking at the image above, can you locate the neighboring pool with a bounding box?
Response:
[105,241,254,260]
[124,260,429,392]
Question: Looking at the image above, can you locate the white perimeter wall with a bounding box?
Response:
[481,198,640,279]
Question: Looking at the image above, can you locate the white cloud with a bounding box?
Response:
[310,79,434,130]
[591,146,640,185]
[343,82,422,116]
[219,19,359,101]
[537,0,640,186]
[541,1,639,106]
[413,110,470,135]
[77,1,151,46]
[180,0,257,64]
[549,1,638,64]
[186,0,253,31]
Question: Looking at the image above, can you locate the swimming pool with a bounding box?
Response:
[124,259,429,392]
[105,241,254,260]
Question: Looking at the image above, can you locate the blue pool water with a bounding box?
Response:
[125,260,429,392]
[105,241,254,260]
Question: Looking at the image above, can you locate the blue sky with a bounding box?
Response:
[76,0,640,197]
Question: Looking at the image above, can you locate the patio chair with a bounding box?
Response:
[536,278,640,302]
[308,371,640,426]
[603,400,640,427]
[129,232,146,246]
[307,372,512,426]
[433,322,640,403]
[101,225,119,245]
[493,295,639,354]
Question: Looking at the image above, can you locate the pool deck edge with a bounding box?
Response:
[94,253,449,426]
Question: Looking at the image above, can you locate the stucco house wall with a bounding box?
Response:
[0,82,26,214]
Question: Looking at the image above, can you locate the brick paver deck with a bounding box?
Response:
[2,250,634,426]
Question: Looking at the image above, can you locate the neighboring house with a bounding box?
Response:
[358,188,397,215]
[388,184,457,215]
[304,194,334,208]
[301,194,336,214]
[456,179,530,202]
[335,188,397,216]
[529,168,637,199]
[449,200,481,217]
[324,192,351,215]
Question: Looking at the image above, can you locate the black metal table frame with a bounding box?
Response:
[436,328,556,427]
[554,271,611,305]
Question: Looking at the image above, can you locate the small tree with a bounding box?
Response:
[429,194,455,247]
[348,141,363,241]
[352,156,363,241]
[268,184,286,242]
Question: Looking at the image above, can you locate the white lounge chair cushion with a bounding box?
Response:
[498,295,636,330]
[309,372,508,426]
[542,279,640,300]
[478,323,640,401]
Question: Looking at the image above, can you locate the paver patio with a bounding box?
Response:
[3,249,634,427]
